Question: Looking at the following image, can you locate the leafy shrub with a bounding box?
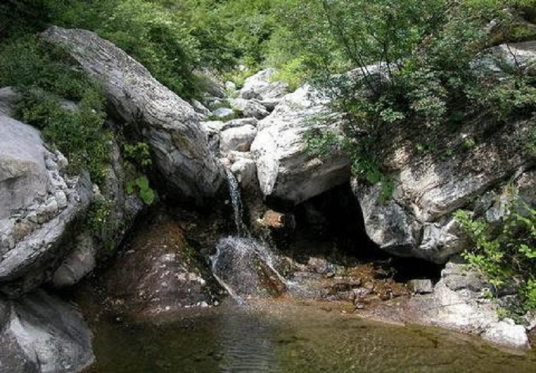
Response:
[0,36,111,186]
[126,176,156,205]
[455,191,536,313]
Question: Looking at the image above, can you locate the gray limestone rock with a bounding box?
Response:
[229,98,269,120]
[0,291,93,373]
[0,115,49,220]
[220,125,257,154]
[42,26,223,204]
[251,85,351,205]
[239,69,289,101]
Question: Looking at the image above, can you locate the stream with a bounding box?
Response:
[85,299,536,372]
[80,171,536,372]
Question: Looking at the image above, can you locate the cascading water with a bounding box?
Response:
[211,169,288,303]
[225,169,249,237]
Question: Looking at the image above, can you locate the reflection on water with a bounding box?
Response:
[87,300,536,373]
[217,311,278,372]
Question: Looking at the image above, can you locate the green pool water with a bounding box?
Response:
[84,300,536,373]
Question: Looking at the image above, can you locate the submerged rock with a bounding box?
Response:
[0,290,94,373]
[251,85,351,204]
[43,26,224,204]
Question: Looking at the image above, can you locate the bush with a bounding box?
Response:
[0,36,111,186]
[455,190,536,313]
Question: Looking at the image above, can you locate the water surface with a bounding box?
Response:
[86,300,536,373]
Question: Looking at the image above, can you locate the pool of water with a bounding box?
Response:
[85,299,536,373]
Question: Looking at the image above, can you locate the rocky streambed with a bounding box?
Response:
[1,26,536,372]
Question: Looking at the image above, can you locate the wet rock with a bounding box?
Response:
[103,214,216,318]
[407,279,433,294]
[211,237,286,299]
[43,27,223,203]
[256,210,294,230]
[213,107,235,120]
[230,158,257,189]
[251,85,351,204]
[51,233,96,288]
[0,290,94,373]
[220,125,257,154]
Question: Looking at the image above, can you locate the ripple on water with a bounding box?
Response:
[85,299,536,373]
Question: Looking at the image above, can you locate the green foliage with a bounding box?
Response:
[0,36,111,186]
[123,142,152,171]
[126,176,156,205]
[87,197,113,236]
[455,191,536,312]
[304,128,342,160]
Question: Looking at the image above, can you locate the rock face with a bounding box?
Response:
[42,26,223,203]
[251,85,351,205]
[356,119,534,264]
[0,115,93,296]
[103,214,217,318]
[0,290,94,373]
[0,115,50,220]
[354,42,536,264]
[405,260,530,349]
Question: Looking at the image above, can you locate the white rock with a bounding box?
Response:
[230,98,269,119]
[251,85,350,204]
[482,321,530,349]
[239,69,289,100]
[220,125,257,154]
[230,159,257,189]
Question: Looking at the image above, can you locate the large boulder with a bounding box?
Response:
[211,237,286,300]
[406,260,530,349]
[239,68,289,103]
[229,98,269,120]
[0,290,94,373]
[353,43,536,264]
[356,117,534,264]
[0,115,93,296]
[102,213,217,318]
[220,124,257,154]
[251,85,351,205]
[42,26,224,204]
[0,115,50,220]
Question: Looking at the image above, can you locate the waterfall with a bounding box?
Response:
[225,169,248,237]
[210,169,288,302]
